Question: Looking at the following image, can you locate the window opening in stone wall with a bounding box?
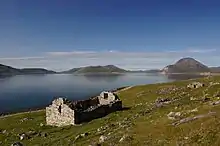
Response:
[104,93,108,99]
[58,105,61,114]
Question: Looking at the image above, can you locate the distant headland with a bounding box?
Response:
[1,57,220,76]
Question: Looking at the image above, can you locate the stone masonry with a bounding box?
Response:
[187,82,205,89]
[46,91,122,127]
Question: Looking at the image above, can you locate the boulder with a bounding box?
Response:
[99,135,108,143]
[2,129,7,134]
[167,111,181,120]
[188,108,198,113]
[19,133,28,140]
[80,132,89,137]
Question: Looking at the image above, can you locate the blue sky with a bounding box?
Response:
[0,0,220,71]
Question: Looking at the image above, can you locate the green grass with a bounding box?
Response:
[1,76,220,145]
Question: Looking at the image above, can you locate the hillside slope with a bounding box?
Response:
[0,64,56,76]
[62,65,127,74]
[0,64,21,76]
[2,76,220,145]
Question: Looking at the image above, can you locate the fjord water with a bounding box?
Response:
[0,73,200,114]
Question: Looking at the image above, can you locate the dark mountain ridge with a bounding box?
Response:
[0,64,56,76]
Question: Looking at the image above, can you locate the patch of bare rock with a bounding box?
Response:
[74,132,89,142]
[172,112,216,126]
[167,112,182,120]
[157,86,183,95]
[155,97,172,108]
[99,135,108,143]
[119,134,133,143]
[19,117,33,123]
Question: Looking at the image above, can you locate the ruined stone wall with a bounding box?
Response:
[46,92,122,126]
[72,97,99,111]
[74,100,122,124]
[108,100,122,112]
[98,92,118,105]
[46,98,75,127]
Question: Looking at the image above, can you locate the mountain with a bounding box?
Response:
[0,64,56,76]
[162,58,210,74]
[0,64,21,76]
[62,65,127,74]
[2,58,220,76]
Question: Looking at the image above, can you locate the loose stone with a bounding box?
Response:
[99,135,108,143]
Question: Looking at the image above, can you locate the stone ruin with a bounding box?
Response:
[187,82,205,89]
[46,91,122,127]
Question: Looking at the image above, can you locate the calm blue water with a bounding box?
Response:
[0,73,177,114]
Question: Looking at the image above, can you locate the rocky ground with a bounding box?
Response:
[1,76,220,145]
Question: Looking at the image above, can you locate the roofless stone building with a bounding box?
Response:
[46,91,122,127]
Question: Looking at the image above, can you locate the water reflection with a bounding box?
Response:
[0,73,203,114]
[83,74,123,82]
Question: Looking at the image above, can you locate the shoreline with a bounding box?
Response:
[161,72,220,76]
[0,85,133,118]
[1,73,217,118]
[0,109,44,119]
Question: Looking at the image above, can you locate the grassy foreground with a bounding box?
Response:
[1,76,220,145]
